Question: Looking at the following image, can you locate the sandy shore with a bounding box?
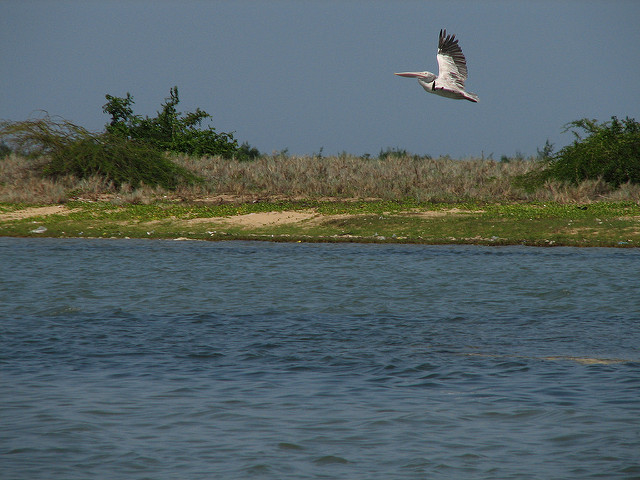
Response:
[0,203,476,229]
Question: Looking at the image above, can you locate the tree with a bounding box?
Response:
[545,116,640,186]
[0,115,199,189]
[521,116,640,190]
[103,86,258,159]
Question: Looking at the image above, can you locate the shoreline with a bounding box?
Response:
[1,200,639,248]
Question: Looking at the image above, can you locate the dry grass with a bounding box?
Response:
[2,152,640,204]
[0,153,115,203]
[172,154,640,203]
[173,154,528,201]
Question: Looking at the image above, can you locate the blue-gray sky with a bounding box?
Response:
[2,1,639,158]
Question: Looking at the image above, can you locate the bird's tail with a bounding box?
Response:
[464,92,479,103]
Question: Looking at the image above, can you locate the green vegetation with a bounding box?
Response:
[523,116,640,188]
[0,85,261,194]
[2,98,639,205]
[1,200,638,247]
[378,147,430,161]
[103,86,259,159]
[0,116,198,189]
[2,103,640,248]
[0,142,11,157]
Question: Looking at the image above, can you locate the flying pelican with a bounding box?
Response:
[395,29,479,103]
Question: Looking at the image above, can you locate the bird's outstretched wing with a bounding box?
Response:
[436,29,468,89]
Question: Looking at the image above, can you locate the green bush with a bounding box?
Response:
[378,147,432,161]
[237,141,261,161]
[539,117,640,187]
[379,147,410,160]
[0,115,199,189]
[103,86,259,159]
[0,141,11,158]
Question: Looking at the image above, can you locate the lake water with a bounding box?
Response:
[1,237,639,479]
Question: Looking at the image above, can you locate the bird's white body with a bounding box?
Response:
[395,29,479,103]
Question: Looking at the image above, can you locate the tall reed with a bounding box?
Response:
[2,152,640,204]
[171,154,639,203]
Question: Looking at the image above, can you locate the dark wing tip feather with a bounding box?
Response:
[438,29,466,62]
[438,29,460,54]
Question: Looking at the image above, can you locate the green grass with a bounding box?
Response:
[2,200,638,247]
[0,203,29,214]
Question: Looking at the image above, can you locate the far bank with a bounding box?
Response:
[1,200,639,247]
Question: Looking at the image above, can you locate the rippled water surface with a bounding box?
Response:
[1,238,639,479]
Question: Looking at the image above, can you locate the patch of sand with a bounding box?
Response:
[0,203,484,234]
[185,208,477,229]
[188,210,318,228]
[0,205,78,221]
[409,208,483,218]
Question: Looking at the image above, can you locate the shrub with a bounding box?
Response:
[0,142,11,158]
[0,115,199,189]
[536,139,555,161]
[540,117,640,187]
[379,147,410,160]
[103,86,259,159]
[237,141,261,161]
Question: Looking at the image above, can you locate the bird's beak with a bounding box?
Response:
[394,72,427,79]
